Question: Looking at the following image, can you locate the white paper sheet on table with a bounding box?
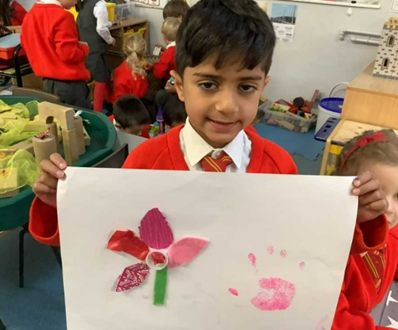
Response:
[57,168,357,330]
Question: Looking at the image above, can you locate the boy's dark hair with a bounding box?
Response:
[163,0,190,19]
[336,129,398,175]
[164,102,187,127]
[114,95,150,130]
[175,0,276,76]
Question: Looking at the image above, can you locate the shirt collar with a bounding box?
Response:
[182,118,245,169]
[167,41,176,49]
[37,0,63,6]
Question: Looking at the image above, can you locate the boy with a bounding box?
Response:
[152,17,180,81]
[163,0,189,21]
[109,95,151,138]
[21,0,91,109]
[30,8,389,327]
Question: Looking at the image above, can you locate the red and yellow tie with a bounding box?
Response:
[201,151,232,172]
[362,248,386,291]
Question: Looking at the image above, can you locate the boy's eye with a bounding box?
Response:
[199,82,217,91]
[240,85,257,93]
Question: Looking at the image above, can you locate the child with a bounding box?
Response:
[152,17,180,81]
[109,95,150,138]
[111,34,148,104]
[332,129,398,330]
[29,9,388,319]
[76,0,116,112]
[21,0,91,109]
[0,0,27,26]
[163,0,189,21]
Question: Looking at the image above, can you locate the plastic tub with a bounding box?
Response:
[316,97,344,134]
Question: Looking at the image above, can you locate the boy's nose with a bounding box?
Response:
[215,89,239,113]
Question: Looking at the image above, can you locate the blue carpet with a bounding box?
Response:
[255,123,325,161]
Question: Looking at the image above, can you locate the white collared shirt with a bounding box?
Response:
[179,118,252,173]
[93,0,113,44]
[167,41,176,49]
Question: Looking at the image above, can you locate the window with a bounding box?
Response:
[387,35,395,47]
[382,58,390,70]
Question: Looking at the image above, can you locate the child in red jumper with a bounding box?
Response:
[332,129,398,330]
[151,17,180,81]
[29,6,389,312]
[111,34,148,104]
[109,95,150,138]
[21,0,91,108]
[0,0,27,26]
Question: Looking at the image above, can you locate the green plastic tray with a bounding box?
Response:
[0,96,117,231]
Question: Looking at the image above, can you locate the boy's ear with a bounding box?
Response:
[170,70,185,102]
[262,76,271,91]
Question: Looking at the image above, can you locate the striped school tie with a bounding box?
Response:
[362,248,386,291]
[201,151,232,172]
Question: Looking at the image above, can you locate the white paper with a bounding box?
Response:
[57,168,357,330]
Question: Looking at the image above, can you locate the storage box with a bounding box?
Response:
[0,34,26,61]
[260,103,317,133]
[115,2,135,21]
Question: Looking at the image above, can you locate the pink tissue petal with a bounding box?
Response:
[116,263,150,292]
[139,208,174,249]
[168,237,209,268]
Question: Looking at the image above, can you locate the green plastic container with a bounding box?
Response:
[0,96,117,231]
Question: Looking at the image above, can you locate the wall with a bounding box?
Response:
[190,0,396,102]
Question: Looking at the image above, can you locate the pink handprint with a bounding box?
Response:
[229,248,304,312]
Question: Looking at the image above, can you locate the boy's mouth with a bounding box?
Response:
[207,119,237,129]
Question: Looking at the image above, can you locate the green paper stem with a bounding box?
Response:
[153,267,168,306]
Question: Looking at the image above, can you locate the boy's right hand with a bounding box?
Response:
[32,153,67,208]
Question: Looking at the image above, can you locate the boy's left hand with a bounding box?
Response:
[352,171,389,223]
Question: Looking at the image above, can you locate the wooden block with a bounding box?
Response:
[32,134,58,166]
[0,168,19,199]
[38,102,75,130]
[74,117,86,155]
[62,128,79,165]
[11,140,34,154]
[83,125,91,146]
[48,122,60,153]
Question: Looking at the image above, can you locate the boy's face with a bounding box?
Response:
[360,163,398,229]
[172,56,269,148]
[116,123,146,136]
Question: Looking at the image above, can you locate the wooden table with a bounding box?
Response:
[105,18,149,70]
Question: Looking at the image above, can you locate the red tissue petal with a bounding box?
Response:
[151,252,166,265]
[107,230,149,261]
[168,237,209,268]
[139,208,174,249]
[116,263,150,292]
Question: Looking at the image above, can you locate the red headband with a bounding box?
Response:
[339,131,389,174]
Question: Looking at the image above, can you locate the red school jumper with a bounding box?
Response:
[21,4,90,81]
[332,223,398,329]
[29,126,297,246]
[153,45,176,81]
[111,61,148,104]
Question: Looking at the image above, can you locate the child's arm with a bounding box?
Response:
[93,1,115,46]
[332,291,391,330]
[153,48,173,79]
[54,14,89,64]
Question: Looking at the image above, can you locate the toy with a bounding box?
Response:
[373,18,398,80]
[32,130,58,166]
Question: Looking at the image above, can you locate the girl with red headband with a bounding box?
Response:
[332,129,398,329]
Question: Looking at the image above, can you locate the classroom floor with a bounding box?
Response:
[0,124,323,330]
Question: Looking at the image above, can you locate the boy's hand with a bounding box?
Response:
[352,171,389,223]
[32,153,67,209]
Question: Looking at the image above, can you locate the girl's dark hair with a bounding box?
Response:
[336,129,398,175]
[0,0,13,26]
[175,0,276,75]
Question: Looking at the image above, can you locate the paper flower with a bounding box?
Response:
[107,208,209,305]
